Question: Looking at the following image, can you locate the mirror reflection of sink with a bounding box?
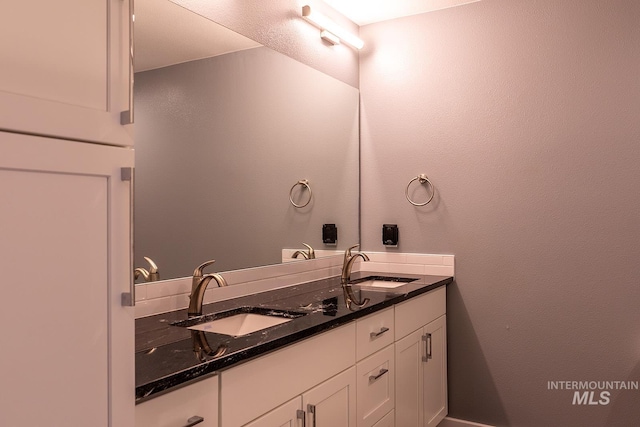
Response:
[188,313,292,336]
[351,276,418,289]
[171,307,305,337]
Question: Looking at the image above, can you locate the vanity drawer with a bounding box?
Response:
[356,307,394,361]
[356,345,395,427]
[136,375,218,427]
[394,287,446,340]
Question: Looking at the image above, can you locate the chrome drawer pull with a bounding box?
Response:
[422,333,432,362]
[370,326,390,338]
[307,404,317,427]
[369,368,389,382]
[183,416,204,427]
[297,409,306,427]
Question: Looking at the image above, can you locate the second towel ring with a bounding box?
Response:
[405,174,435,206]
[289,179,312,208]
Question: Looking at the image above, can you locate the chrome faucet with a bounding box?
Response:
[341,244,370,284]
[188,259,228,318]
[134,256,160,282]
[291,243,316,260]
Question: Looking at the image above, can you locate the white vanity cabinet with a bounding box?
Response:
[136,375,219,427]
[0,132,134,426]
[0,0,133,146]
[243,367,356,427]
[394,287,448,427]
[221,323,357,427]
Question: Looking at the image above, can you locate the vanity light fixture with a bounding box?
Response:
[302,5,364,50]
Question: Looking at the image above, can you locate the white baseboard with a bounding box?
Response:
[438,417,495,427]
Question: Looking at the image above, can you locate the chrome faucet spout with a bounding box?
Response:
[188,273,228,318]
[341,244,370,284]
[134,256,160,282]
[291,243,315,260]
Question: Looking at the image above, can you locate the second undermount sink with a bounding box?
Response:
[171,307,305,337]
[351,276,418,289]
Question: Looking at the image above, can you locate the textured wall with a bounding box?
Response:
[135,47,359,279]
[360,0,640,425]
[172,0,360,88]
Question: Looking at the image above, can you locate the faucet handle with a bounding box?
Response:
[302,243,316,259]
[193,259,216,277]
[143,256,158,274]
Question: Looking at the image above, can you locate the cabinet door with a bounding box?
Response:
[136,375,218,427]
[243,397,302,427]
[0,0,133,146]
[423,315,447,427]
[0,132,134,426]
[394,329,424,427]
[303,367,357,427]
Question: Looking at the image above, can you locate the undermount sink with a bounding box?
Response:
[188,313,292,336]
[351,276,418,289]
[171,307,305,337]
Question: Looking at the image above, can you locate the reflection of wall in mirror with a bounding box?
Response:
[134,46,359,280]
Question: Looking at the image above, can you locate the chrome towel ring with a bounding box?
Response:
[289,179,312,208]
[405,174,435,206]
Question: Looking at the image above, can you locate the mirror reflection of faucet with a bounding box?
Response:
[188,260,228,318]
[191,330,227,362]
[134,256,160,282]
[291,243,316,260]
[341,244,370,309]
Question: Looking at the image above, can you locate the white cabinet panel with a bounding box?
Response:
[356,345,394,427]
[372,410,394,427]
[0,0,133,146]
[356,307,394,361]
[394,315,447,427]
[221,324,356,426]
[0,132,134,426]
[136,375,218,427]
[423,315,447,427]
[243,397,302,427]
[303,367,357,427]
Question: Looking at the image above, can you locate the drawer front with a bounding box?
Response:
[356,345,395,427]
[394,287,446,340]
[221,323,356,427]
[136,375,218,427]
[356,307,394,361]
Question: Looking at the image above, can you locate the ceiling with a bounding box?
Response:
[135,0,260,72]
[323,0,481,25]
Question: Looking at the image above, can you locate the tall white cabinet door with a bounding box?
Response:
[423,315,447,427]
[303,367,357,427]
[0,132,135,427]
[394,329,424,427]
[0,0,133,146]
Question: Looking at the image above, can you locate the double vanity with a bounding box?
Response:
[135,269,452,427]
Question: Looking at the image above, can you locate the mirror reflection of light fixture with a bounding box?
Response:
[302,5,364,50]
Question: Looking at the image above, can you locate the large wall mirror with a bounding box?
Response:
[134,0,360,281]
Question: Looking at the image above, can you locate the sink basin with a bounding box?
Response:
[171,307,305,337]
[188,313,292,336]
[351,276,418,289]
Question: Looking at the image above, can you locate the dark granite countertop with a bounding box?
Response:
[135,271,453,402]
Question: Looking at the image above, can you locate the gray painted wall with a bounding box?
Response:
[135,47,359,279]
[360,0,640,425]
